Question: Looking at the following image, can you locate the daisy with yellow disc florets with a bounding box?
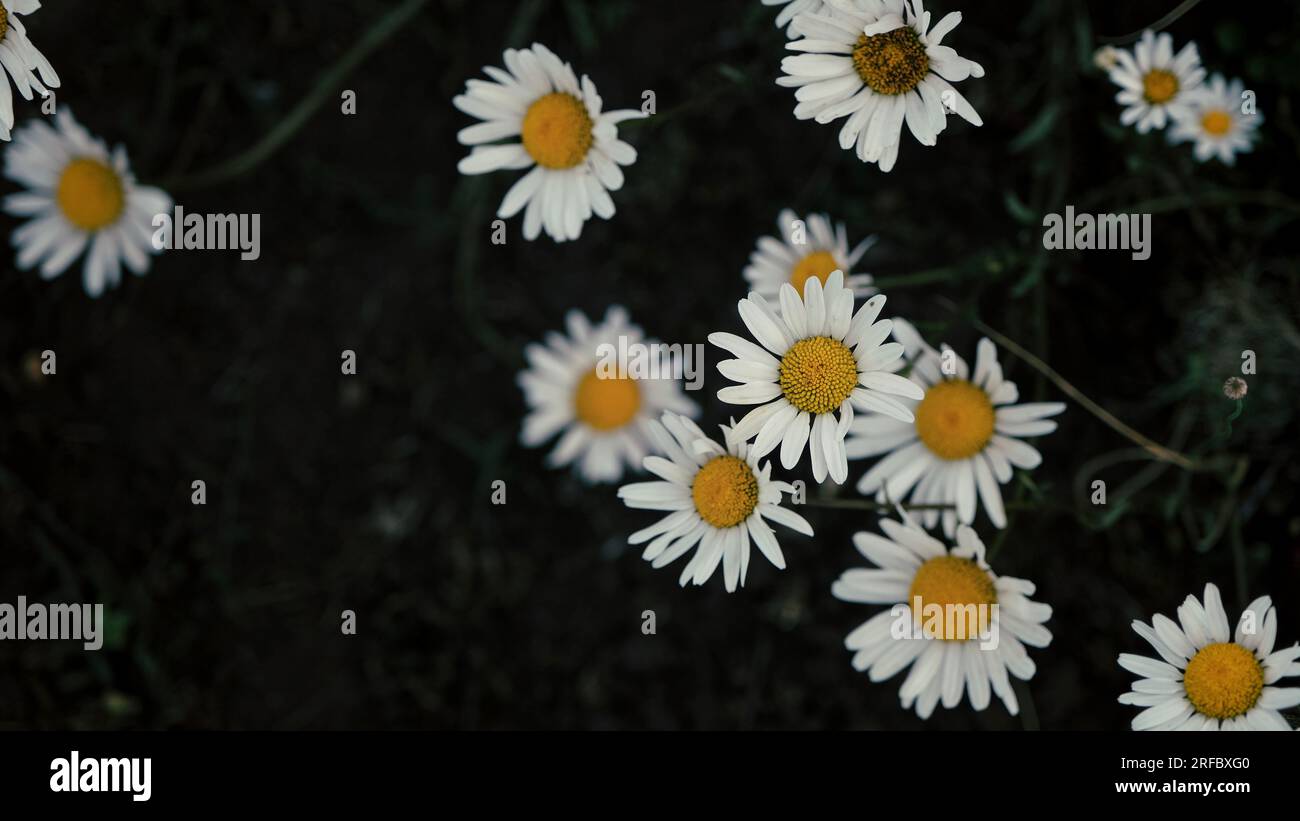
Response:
[454,43,645,243]
[743,208,876,302]
[1102,29,1204,134]
[711,270,922,485]
[618,411,813,592]
[1119,583,1300,730]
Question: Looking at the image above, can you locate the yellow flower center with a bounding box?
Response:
[1182,642,1264,721]
[778,336,859,416]
[851,27,930,96]
[57,158,126,232]
[691,455,759,529]
[521,92,594,170]
[908,555,997,641]
[1142,69,1179,105]
[790,250,840,294]
[573,369,640,431]
[1201,110,1232,137]
[914,379,995,461]
[0,7,8,41]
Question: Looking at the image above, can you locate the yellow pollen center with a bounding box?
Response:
[0,7,8,41]
[57,158,126,232]
[1182,642,1263,720]
[914,380,995,461]
[851,27,930,96]
[521,92,594,170]
[778,336,859,416]
[790,250,840,294]
[1201,110,1232,136]
[1142,69,1179,104]
[574,369,640,431]
[691,455,759,529]
[908,555,997,641]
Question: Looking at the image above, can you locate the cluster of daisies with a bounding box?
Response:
[1096,29,1261,165]
[2,1,171,296]
[463,8,1296,728]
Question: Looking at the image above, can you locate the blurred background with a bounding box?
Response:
[1,0,1298,729]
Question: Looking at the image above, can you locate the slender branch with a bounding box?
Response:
[938,299,1196,470]
[1098,0,1203,45]
[166,0,430,191]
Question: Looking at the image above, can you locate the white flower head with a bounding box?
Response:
[518,306,698,484]
[0,0,60,141]
[3,108,172,297]
[454,43,645,243]
[1170,73,1262,165]
[1120,583,1300,730]
[710,270,924,485]
[618,411,813,592]
[744,208,876,302]
[847,319,1064,537]
[777,0,985,172]
[833,518,1052,718]
[1104,29,1205,134]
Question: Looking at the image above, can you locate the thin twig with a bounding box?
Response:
[1098,0,1203,45]
[166,0,430,191]
[938,299,1196,470]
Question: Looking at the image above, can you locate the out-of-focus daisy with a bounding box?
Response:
[1104,29,1204,134]
[618,411,813,591]
[1,0,60,142]
[1119,583,1300,731]
[777,0,984,172]
[744,209,875,302]
[832,518,1052,718]
[761,0,829,38]
[1170,74,1261,166]
[847,320,1064,537]
[518,306,698,484]
[3,109,171,297]
[710,271,922,485]
[454,43,644,243]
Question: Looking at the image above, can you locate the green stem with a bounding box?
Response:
[1098,0,1204,45]
[166,0,430,191]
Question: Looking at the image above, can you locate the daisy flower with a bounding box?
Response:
[3,109,171,297]
[1,0,60,142]
[847,320,1064,537]
[1119,583,1300,731]
[777,0,985,172]
[518,306,698,484]
[744,208,875,302]
[832,518,1052,718]
[454,43,644,243]
[1170,74,1261,166]
[1103,29,1204,134]
[617,411,813,592]
[710,270,923,485]
[761,0,830,38]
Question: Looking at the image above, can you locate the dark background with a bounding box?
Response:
[1,0,1297,730]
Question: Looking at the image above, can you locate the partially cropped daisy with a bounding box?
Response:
[848,321,1064,537]
[1170,74,1261,166]
[777,0,984,172]
[1119,583,1300,731]
[1,0,60,141]
[1104,29,1204,134]
[3,109,171,297]
[518,306,698,484]
[454,43,644,243]
[710,271,922,485]
[744,209,875,302]
[833,518,1052,718]
[761,0,829,38]
[618,410,813,591]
